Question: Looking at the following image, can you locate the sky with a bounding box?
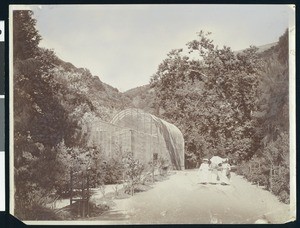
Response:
[15,5,293,91]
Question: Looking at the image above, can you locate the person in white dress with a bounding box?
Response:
[197,159,210,184]
[209,162,219,184]
[220,159,231,185]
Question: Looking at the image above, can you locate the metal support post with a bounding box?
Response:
[70,169,73,206]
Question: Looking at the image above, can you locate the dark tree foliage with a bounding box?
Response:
[13,10,41,60]
[13,11,75,219]
[243,30,290,203]
[14,49,68,147]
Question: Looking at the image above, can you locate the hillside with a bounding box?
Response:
[51,57,133,122]
[123,84,157,114]
[257,42,277,53]
[234,42,278,54]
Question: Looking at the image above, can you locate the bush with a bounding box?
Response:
[14,181,57,220]
[270,166,290,203]
[103,157,124,184]
[122,152,144,196]
[237,145,289,204]
[158,157,170,176]
[15,202,60,220]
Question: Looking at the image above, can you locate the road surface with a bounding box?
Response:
[87,170,291,224]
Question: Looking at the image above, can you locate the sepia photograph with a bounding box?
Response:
[9,4,295,225]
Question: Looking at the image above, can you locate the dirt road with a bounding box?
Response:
[88,170,291,224]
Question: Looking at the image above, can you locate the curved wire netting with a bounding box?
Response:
[87,108,184,170]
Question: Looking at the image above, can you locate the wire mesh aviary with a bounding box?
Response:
[87,108,185,170]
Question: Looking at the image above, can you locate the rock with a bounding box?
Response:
[254,215,270,224]
[254,218,269,224]
[160,210,167,217]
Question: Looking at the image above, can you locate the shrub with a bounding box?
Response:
[122,152,144,195]
[237,133,290,204]
[103,157,124,184]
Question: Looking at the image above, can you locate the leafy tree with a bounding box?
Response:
[13,11,74,219]
[151,31,261,166]
[13,10,41,61]
[257,30,289,143]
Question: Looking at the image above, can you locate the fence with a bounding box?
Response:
[248,162,284,191]
[69,169,90,218]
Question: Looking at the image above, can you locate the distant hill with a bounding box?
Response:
[235,42,278,54]
[52,57,132,122]
[123,84,157,114]
[257,42,278,53]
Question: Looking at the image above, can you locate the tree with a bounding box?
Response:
[151,31,261,166]
[122,152,144,196]
[13,11,73,219]
[13,10,41,61]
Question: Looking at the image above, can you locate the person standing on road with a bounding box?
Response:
[220,159,231,185]
[217,163,223,183]
[197,158,210,184]
[209,161,219,184]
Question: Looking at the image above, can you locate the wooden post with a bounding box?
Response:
[257,162,260,187]
[87,173,90,217]
[269,166,273,192]
[70,169,73,206]
[150,118,154,182]
[109,130,112,156]
[152,153,155,183]
[77,201,80,217]
[131,182,134,196]
[157,127,160,157]
[81,172,85,217]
